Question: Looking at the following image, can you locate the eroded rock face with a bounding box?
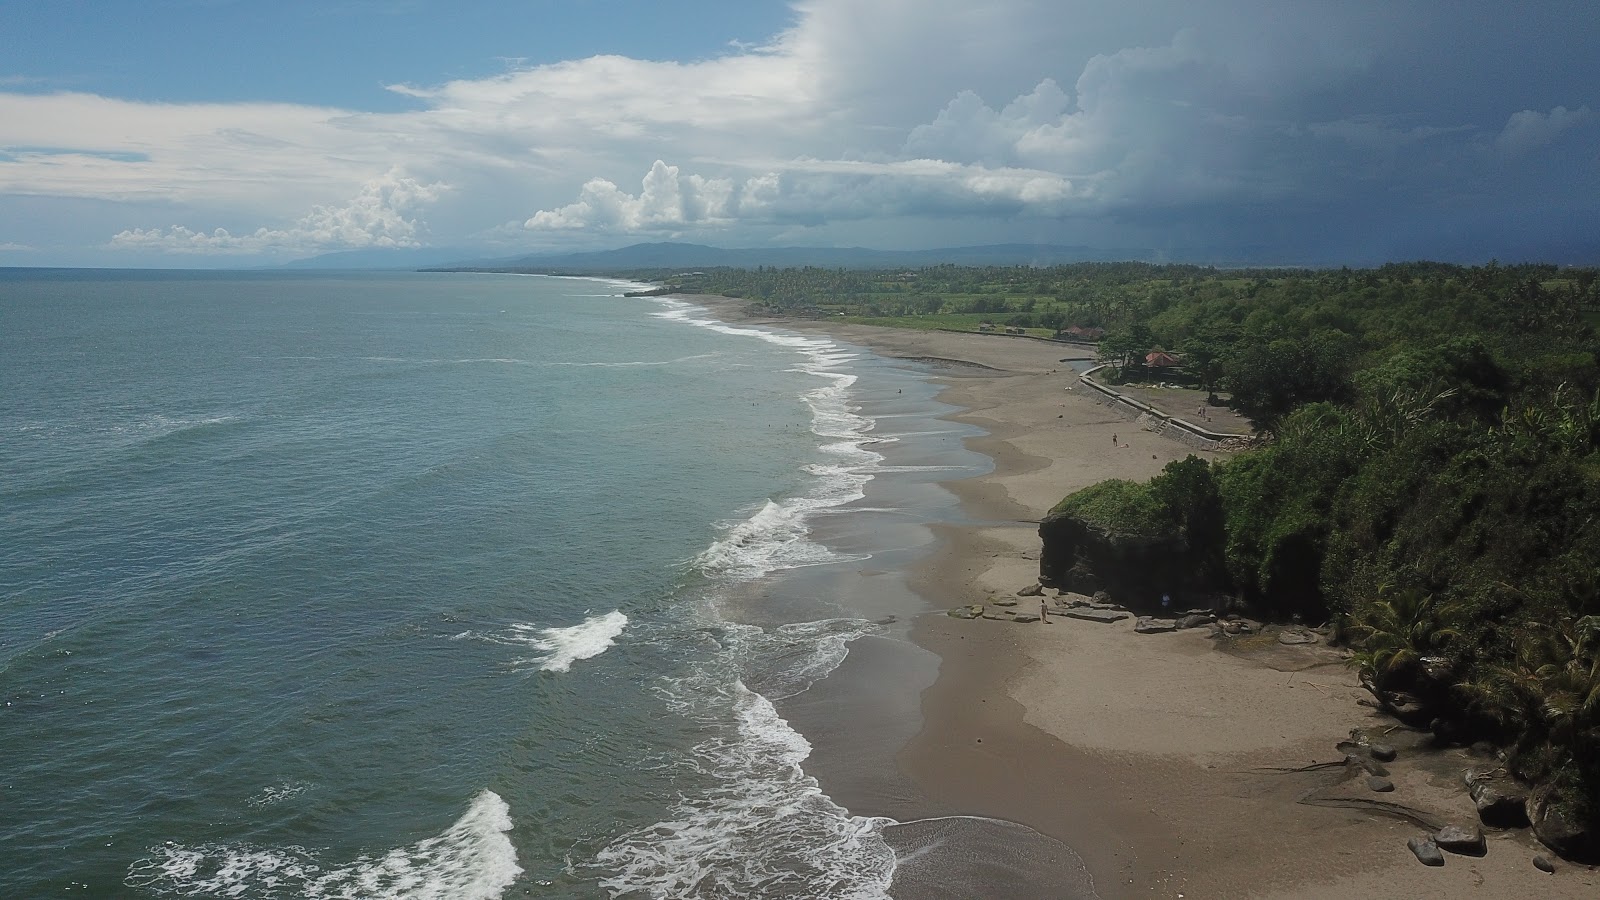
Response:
[1463,768,1529,829]
[1038,512,1197,611]
[1531,786,1600,863]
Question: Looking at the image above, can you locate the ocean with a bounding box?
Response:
[0,270,995,897]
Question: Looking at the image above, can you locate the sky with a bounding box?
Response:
[1,0,1597,267]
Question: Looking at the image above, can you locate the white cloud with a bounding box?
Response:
[110,169,446,254]
[525,160,739,232]
[1494,106,1591,156]
[0,241,35,251]
[0,1,1594,260]
[524,156,1080,232]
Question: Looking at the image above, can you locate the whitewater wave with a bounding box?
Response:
[498,611,628,673]
[126,790,520,899]
[653,299,886,582]
[589,680,894,900]
[583,299,907,897]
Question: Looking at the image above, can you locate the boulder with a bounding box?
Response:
[1370,744,1397,762]
[1092,591,1112,604]
[1175,614,1212,630]
[1407,836,1445,866]
[1134,616,1177,634]
[1531,786,1600,862]
[1434,824,1487,857]
[980,609,1008,621]
[1017,583,1044,597]
[1367,776,1395,793]
[1468,780,1529,829]
[1060,608,1129,624]
[1533,855,1556,873]
[993,598,1019,607]
[1012,614,1040,624]
[947,605,982,619]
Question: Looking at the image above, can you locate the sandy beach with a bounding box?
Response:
[687,296,1599,899]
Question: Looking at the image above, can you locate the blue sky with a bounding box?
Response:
[2,0,1596,266]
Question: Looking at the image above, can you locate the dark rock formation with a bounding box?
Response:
[1463,768,1529,828]
[1407,836,1445,866]
[1367,776,1395,792]
[1017,583,1044,597]
[1533,854,1556,873]
[1531,786,1600,862]
[1175,614,1212,629]
[1370,744,1397,762]
[1434,824,1487,856]
[1038,512,1207,611]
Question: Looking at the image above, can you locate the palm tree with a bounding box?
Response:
[1347,586,1464,699]
[1473,617,1600,768]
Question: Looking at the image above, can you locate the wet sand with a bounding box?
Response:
[685,297,1598,898]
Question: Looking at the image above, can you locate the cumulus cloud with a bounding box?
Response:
[523,156,1086,233]
[0,1,1594,260]
[525,160,739,232]
[1494,106,1592,156]
[111,169,446,254]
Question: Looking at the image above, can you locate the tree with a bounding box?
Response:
[1223,330,1356,430]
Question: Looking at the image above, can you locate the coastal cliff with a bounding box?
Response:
[1037,511,1196,612]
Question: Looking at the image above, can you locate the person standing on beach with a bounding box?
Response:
[1112,432,1118,446]
[1040,598,1050,623]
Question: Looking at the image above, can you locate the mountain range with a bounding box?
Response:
[283,242,1233,271]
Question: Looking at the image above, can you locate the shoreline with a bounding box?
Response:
[679,294,1598,898]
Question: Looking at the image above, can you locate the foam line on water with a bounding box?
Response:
[651,299,886,581]
[125,790,521,899]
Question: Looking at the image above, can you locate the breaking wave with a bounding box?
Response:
[126,790,520,899]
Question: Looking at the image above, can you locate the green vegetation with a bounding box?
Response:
[1050,479,1166,535]
[620,257,1600,835]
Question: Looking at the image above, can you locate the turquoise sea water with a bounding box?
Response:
[1,270,991,898]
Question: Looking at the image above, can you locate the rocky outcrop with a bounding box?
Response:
[1038,511,1209,611]
[1463,767,1529,828]
[1531,786,1600,863]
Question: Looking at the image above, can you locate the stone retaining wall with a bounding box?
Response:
[1079,365,1255,452]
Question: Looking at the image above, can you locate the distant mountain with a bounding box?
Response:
[277,247,483,270]
[431,242,1207,272]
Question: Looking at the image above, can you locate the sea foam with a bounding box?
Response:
[126,790,520,899]
[652,299,885,581]
[508,610,629,673]
[584,298,901,898]
[590,680,894,900]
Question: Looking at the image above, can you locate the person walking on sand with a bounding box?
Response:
[1112,432,1118,446]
